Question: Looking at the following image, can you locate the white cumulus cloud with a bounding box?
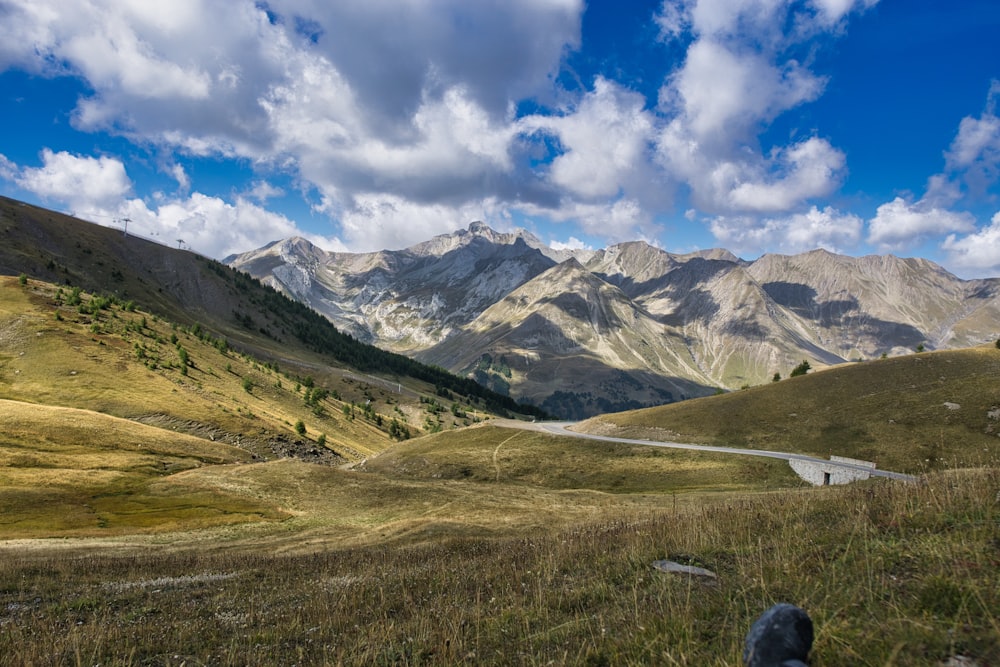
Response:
[727,138,846,212]
[520,78,657,201]
[709,205,862,255]
[942,211,1000,276]
[0,149,331,258]
[0,0,887,257]
[944,80,1000,198]
[654,0,873,236]
[867,197,976,250]
[16,149,133,210]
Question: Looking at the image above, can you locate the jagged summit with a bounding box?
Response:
[228,223,1000,418]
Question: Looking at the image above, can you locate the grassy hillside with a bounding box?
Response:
[580,346,1000,474]
[0,399,285,536]
[1,469,996,665]
[360,423,800,493]
[0,276,412,459]
[2,199,998,664]
[0,196,545,419]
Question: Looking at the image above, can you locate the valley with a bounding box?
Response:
[230,223,1000,418]
[1,200,998,664]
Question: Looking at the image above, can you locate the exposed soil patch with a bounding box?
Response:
[132,413,345,466]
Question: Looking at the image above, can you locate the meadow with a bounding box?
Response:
[581,346,1000,474]
[2,275,998,664]
[1,469,996,665]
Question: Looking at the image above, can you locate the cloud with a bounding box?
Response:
[247,181,285,202]
[864,81,999,255]
[944,80,1000,197]
[654,1,691,41]
[520,77,657,200]
[280,0,584,126]
[665,38,824,145]
[708,205,862,255]
[727,137,846,212]
[549,236,591,251]
[334,193,515,252]
[169,163,190,192]
[653,0,872,232]
[1,0,282,155]
[108,192,342,259]
[16,149,132,210]
[942,211,1000,276]
[0,154,16,181]
[867,197,975,250]
[1,149,330,258]
[519,197,661,245]
[809,0,880,26]
[1,0,881,257]
[117,192,337,258]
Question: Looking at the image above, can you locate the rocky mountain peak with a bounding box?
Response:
[227,223,1000,418]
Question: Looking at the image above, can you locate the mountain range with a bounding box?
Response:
[228,223,1000,418]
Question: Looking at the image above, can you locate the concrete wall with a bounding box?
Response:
[789,456,876,486]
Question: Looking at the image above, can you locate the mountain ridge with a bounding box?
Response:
[0,196,545,420]
[228,221,1000,418]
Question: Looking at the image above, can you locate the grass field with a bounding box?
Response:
[1,469,996,665]
[361,424,800,493]
[580,346,1000,474]
[0,399,288,537]
[0,276,484,460]
[2,275,999,664]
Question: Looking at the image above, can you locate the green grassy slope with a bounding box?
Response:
[580,346,1000,474]
[0,196,545,419]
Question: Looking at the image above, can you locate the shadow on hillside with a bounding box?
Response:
[594,256,733,300]
[420,313,719,419]
[762,282,926,349]
[532,364,718,420]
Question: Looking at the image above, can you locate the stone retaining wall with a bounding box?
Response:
[789,456,877,485]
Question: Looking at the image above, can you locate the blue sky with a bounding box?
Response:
[1,1,999,277]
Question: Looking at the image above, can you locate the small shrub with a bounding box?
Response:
[242,377,253,394]
[790,360,811,377]
[18,273,27,286]
[294,420,306,436]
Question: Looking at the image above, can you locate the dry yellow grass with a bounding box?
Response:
[0,398,285,537]
[362,423,799,494]
[0,276,402,460]
[581,345,1000,473]
[1,272,998,664]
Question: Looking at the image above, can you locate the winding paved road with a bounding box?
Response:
[493,420,919,483]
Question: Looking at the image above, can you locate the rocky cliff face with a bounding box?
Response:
[228,223,1000,418]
